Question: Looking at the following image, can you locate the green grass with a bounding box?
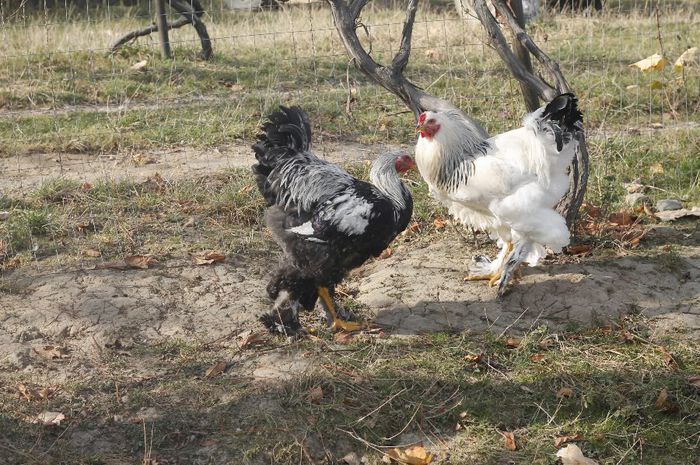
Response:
[0,320,697,464]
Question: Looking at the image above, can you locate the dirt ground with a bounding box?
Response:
[1,146,699,464]
[2,145,699,366]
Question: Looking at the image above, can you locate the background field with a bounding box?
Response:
[0,0,699,464]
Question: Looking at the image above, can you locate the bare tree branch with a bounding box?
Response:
[390,0,418,74]
[110,17,191,53]
[327,0,488,138]
[491,0,570,94]
[472,0,558,100]
[109,0,212,60]
[507,0,539,111]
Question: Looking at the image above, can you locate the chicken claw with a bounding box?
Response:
[318,287,367,333]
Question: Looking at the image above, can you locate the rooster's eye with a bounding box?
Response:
[427,119,436,124]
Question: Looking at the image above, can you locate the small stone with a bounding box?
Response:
[0,211,9,221]
[624,193,649,207]
[656,199,683,212]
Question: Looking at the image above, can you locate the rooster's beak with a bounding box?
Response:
[415,123,423,132]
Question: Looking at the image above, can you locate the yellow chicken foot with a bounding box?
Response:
[464,273,500,282]
[318,287,366,332]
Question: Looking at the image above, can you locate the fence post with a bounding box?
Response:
[154,0,172,58]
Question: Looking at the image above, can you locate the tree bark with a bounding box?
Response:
[327,0,488,137]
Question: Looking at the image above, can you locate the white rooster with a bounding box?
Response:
[414,93,583,296]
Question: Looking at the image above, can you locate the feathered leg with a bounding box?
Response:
[259,291,307,336]
[318,287,366,332]
[465,241,513,284]
[496,242,527,297]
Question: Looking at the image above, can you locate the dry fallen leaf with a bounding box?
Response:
[18,384,38,402]
[505,337,521,348]
[688,375,700,389]
[379,248,393,259]
[554,434,584,448]
[464,353,483,364]
[130,59,148,71]
[433,218,448,230]
[649,162,664,175]
[33,411,65,426]
[530,353,546,363]
[204,360,227,378]
[193,251,226,266]
[608,211,635,226]
[307,386,324,404]
[341,452,362,465]
[556,387,574,399]
[567,244,592,255]
[658,346,679,369]
[81,248,101,258]
[401,222,421,237]
[654,388,679,413]
[630,53,667,72]
[334,331,355,345]
[500,431,517,451]
[556,444,599,465]
[125,255,157,269]
[238,330,267,349]
[674,46,699,72]
[33,345,69,359]
[385,445,433,465]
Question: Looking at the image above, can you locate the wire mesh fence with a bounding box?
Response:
[0,0,698,275]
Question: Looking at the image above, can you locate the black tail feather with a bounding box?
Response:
[252,105,312,169]
[541,93,583,132]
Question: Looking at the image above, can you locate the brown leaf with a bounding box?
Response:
[80,182,93,191]
[654,388,679,413]
[539,337,556,349]
[33,345,69,359]
[556,387,574,399]
[433,218,448,230]
[32,411,65,426]
[688,375,700,389]
[464,353,483,364]
[81,248,101,258]
[125,255,157,269]
[307,386,324,404]
[658,346,679,369]
[334,331,355,345]
[238,184,254,194]
[530,353,545,363]
[582,202,602,219]
[567,244,592,255]
[505,337,521,348]
[238,330,267,349]
[18,384,39,402]
[193,251,226,266]
[204,360,227,378]
[500,431,517,451]
[385,445,433,465]
[554,434,584,448]
[401,222,421,237]
[608,211,635,226]
[379,248,393,259]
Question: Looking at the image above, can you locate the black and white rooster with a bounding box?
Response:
[414,93,583,296]
[253,106,414,335]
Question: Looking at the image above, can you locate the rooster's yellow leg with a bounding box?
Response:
[318,287,365,332]
[464,273,500,282]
